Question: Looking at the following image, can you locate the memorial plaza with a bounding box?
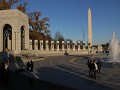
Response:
[0,6,120,90]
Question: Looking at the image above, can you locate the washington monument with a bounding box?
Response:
[88,8,92,46]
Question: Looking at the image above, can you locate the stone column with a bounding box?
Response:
[83,42,86,51]
[97,45,102,52]
[29,40,32,50]
[13,31,16,50]
[14,31,20,51]
[73,41,75,51]
[0,25,3,52]
[12,27,21,51]
[78,41,80,51]
[62,41,65,51]
[88,43,91,53]
[34,40,38,50]
[25,23,30,50]
[67,41,70,51]
[46,40,49,51]
[51,41,54,51]
[56,41,59,51]
[40,40,43,51]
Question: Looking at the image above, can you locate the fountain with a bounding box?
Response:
[88,32,120,68]
[109,32,120,63]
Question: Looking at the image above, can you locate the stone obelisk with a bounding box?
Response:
[88,8,92,46]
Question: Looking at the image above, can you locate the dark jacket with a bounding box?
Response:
[97,62,102,69]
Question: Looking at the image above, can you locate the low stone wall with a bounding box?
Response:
[5,48,97,56]
[21,50,89,56]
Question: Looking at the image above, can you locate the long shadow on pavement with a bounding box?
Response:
[37,67,114,90]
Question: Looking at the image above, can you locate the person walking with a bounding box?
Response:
[87,60,93,77]
[93,60,98,80]
[97,60,102,75]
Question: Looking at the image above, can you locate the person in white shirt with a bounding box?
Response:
[93,60,98,79]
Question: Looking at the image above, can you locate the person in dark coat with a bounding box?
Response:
[4,61,9,86]
[30,60,34,72]
[26,61,30,71]
[97,60,102,74]
[0,61,9,86]
[87,60,94,77]
[0,62,5,85]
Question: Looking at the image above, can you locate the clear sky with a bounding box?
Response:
[24,0,120,45]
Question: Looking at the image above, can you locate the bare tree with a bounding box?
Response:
[28,12,50,34]
[54,31,64,41]
[0,0,20,10]
[54,31,64,49]
[28,11,51,43]
[16,2,27,13]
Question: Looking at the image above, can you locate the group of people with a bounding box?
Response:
[26,60,34,72]
[87,59,102,79]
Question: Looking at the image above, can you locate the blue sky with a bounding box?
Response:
[24,0,120,45]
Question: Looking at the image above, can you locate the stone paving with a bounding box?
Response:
[0,54,120,90]
[70,56,120,90]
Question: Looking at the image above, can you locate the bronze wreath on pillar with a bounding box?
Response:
[83,43,85,45]
[73,43,75,45]
[73,43,75,47]
[36,42,38,45]
[57,43,59,46]
[41,43,43,46]
[30,42,32,45]
[78,43,80,45]
[46,43,48,46]
[88,43,91,45]
[67,43,70,45]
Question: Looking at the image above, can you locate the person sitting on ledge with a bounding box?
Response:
[64,51,69,55]
[30,60,34,72]
[26,61,30,71]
